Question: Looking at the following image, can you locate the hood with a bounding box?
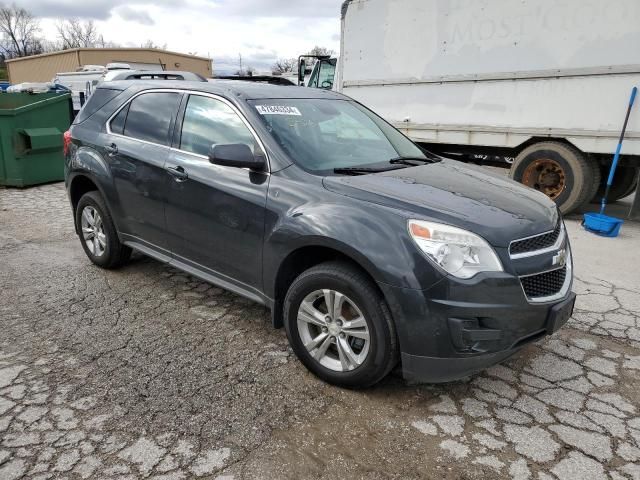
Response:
[322,159,558,247]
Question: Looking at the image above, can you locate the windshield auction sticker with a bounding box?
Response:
[255,105,301,115]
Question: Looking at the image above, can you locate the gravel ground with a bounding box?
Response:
[0,182,639,480]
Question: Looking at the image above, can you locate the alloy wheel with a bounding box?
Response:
[80,206,107,257]
[296,289,370,372]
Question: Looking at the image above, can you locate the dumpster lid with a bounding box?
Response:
[0,92,71,116]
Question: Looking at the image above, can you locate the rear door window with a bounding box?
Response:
[121,92,182,146]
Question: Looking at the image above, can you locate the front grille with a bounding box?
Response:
[510,221,562,256]
[521,266,567,299]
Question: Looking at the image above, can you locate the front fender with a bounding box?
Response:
[263,199,443,298]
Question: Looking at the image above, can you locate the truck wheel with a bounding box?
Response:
[591,165,639,203]
[510,142,598,214]
[283,261,398,388]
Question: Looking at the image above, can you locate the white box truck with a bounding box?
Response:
[302,0,640,213]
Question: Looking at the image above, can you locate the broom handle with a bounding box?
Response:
[601,86,637,214]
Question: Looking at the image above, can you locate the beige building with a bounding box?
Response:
[6,48,212,83]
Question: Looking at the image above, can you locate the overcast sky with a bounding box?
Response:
[21,0,343,74]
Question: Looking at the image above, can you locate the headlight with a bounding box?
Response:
[408,220,503,279]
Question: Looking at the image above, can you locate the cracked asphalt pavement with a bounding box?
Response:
[1,182,639,479]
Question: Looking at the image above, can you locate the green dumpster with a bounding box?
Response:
[0,92,72,187]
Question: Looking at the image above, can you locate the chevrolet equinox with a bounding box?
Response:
[64,81,576,387]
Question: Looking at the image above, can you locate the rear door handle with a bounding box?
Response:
[166,165,188,181]
[104,143,118,155]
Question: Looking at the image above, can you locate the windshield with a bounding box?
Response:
[249,98,426,174]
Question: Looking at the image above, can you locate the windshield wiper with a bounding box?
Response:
[333,166,405,175]
[389,156,441,166]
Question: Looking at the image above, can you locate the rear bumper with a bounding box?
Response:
[379,273,575,383]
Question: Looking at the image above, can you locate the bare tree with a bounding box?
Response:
[271,47,334,76]
[272,57,296,75]
[141,39,167,50]
[0,4,44,58]
[56,18,104,49]
[308,46,334,57]
[101,39,121,48]
[299,46,335,72]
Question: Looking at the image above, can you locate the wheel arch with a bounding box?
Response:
[68,172,120,236]
[270,242,386,329]
[69,174,99,211]
[512,136,584,156]
[69,174,101,234]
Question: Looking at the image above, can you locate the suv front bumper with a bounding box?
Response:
[379,273,575,383]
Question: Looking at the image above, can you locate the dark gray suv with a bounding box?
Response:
[64,81,575,387]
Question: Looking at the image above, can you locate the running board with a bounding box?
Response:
[124,240,273,309]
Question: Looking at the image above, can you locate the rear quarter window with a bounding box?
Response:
[109,103,129,135]
[73,88,122,124]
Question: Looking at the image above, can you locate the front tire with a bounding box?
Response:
[283,261,398,388]
[75,191,131,269]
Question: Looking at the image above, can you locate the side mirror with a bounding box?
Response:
[208,143,264,170]
[298,59,306,86]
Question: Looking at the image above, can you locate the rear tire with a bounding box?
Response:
[510,141,598,214]
[76,191,131,269]
[283,261,398,388]
[591,165,639,203]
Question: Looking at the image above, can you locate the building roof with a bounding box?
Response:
[6,47,210,63]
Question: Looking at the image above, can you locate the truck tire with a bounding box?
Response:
[591,165,639,203]
[510,142,598,214]
[585,155,603,206]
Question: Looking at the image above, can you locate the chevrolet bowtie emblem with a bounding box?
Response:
[552,248,567,267]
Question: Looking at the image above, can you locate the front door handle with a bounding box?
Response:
[166,165,188,182]
[104,143,118,155]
